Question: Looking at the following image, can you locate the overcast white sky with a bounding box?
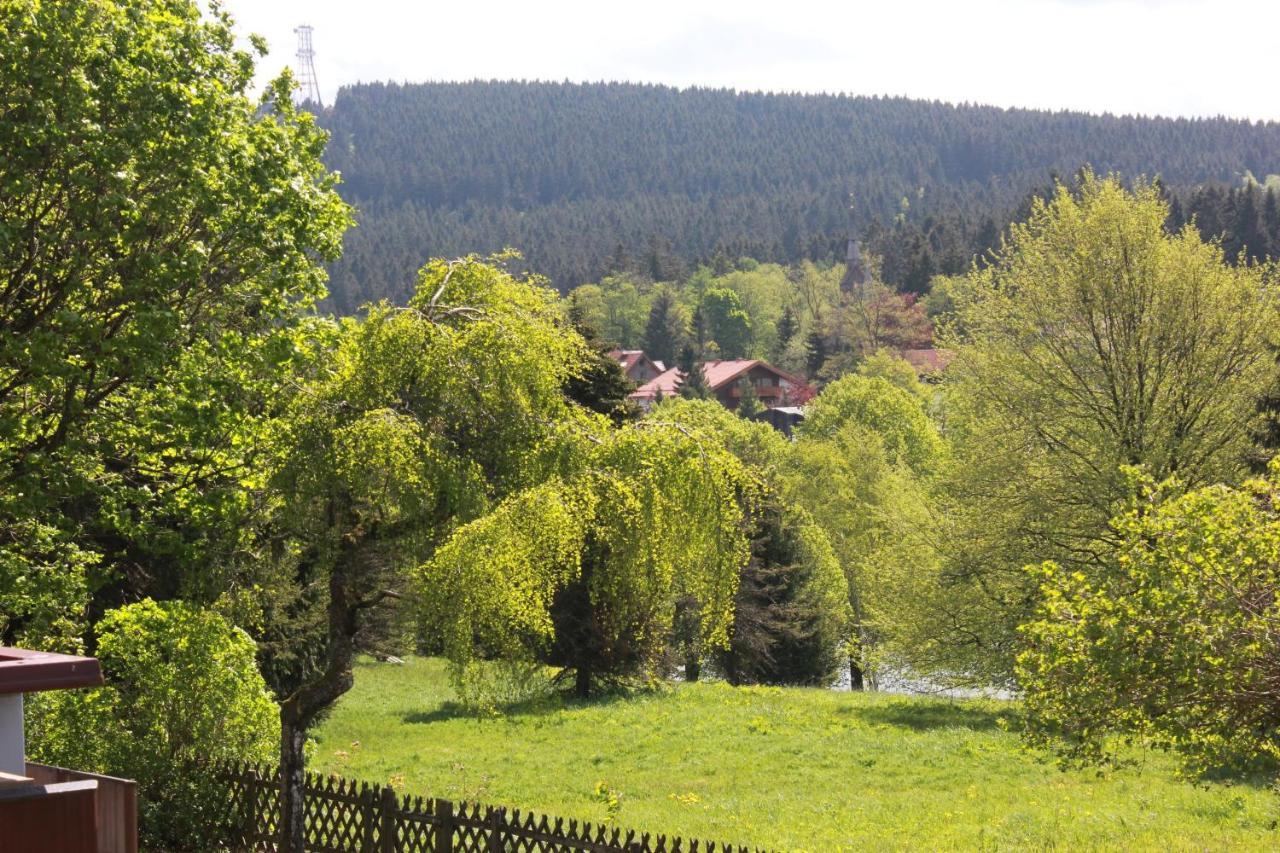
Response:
[218,0,1280,121]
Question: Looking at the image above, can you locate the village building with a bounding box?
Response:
[607,349,666,384]
[626,358,811,413]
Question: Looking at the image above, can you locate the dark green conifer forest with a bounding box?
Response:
[316,80,1280,311]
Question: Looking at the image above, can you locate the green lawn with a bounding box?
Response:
[311,657,1277,851]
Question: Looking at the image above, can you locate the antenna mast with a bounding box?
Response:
[294,24,323,107]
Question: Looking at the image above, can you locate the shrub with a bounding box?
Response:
[27,599,278,848]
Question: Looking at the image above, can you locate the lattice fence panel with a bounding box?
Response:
[215,762,767,853]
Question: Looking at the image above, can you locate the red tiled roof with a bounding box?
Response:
[608,350,643,372]
[630,359,809,401]
[631,366,683,399]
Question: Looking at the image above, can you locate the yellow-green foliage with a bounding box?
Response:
[787,374,949,679]
[1019,462,1280,778]
[415,415,757,684]
[277,255,590,550]
[28,600,278,847]
[798,374,946,477]
[939,173,1278,681]
[418,480,594,666]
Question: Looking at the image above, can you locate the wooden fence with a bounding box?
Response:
[26,761,138,853]
[216,761,765,853]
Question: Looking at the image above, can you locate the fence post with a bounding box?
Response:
[380,786,398,853]
[242,765,261,848]
[487,806,503,853]
[436,799,454,853]
[362,784,379,853]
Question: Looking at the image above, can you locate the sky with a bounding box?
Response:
[218,0,1280,122]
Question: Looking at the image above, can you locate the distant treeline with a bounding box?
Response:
[315,81,1280,311]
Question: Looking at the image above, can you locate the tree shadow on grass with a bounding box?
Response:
[402,688,634,725]
[849,698,1014,733]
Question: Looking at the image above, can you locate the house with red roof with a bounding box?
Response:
[629,359,811,413]
[607,349,666,384]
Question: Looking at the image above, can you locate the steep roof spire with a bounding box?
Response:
[840,192,871,297]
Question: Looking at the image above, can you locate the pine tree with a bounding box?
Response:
[643,286,686,366]
[776,305,798,361]
[677,344,711,399]
[805,328,828,379]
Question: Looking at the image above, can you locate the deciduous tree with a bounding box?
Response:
[0,0,348,648]
[940,174,1278,682]
[270,257,586,850]
[1019,464,1280,779]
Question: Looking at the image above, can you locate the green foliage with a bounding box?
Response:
[798,374,945,477]
[415,415,757,695]
[269,256,589,696]
[27,599,278,848]
[856,349,929,399]
[734,378,765,418]
[1019,464,1280,779]
[939,174,1278,681]
[316,81,1280,309]
[717,498,850,686]
[0,0,349,649]
[652,399,849,685]
[699,287,753,359]
[787,382,947,684]
[565,298,641,426]
[643,286,687,366]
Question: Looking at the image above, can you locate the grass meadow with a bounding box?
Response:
[310,657,1278,851]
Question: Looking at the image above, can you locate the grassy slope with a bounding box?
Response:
[312,658,1276,851]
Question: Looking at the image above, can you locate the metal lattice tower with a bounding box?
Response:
[294,24,323,107]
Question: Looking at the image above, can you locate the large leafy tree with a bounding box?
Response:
[0,0,349,649]
[700,286,753,359]
[939,174,1277,681]
[269,257,587,850]
[788,373,945,688]
[652,399,849,686]
[414,413,756,698]
[1019,464,1280,780]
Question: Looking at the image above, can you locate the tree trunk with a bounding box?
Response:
[575,664,592,698]
[685,653,700,682]
[849,656,864,691]
[279,716,308,852]
[279,514,368,852]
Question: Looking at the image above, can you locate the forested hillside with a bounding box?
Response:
[318,81,1280,311]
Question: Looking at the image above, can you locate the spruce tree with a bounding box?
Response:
[643,286,686,366]
[776,305,798,354]
[805,328,828,379]
[677,344,711,399]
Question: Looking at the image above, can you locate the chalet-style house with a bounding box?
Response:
[626,359,811,413]
[607,349,666,384]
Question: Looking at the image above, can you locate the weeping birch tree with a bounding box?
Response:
[414,419,758,697]
[270,256,587,852]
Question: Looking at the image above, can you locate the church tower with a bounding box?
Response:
[839,195,871,298]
